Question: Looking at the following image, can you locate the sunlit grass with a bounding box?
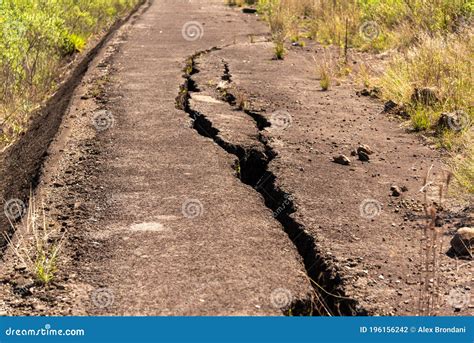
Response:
[0,0,140,149]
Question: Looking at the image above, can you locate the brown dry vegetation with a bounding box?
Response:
[235,0,473,194]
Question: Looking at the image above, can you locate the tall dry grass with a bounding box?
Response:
[237,0,473,193]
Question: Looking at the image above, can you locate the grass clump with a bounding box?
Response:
[379,32,473,175]
[274,40,286,59]
[379,33,472,120]
[317,56,332,91]
[5,197,64,284]
[319,71,330,91]
[0,0,141,150]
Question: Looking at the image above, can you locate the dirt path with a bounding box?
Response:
[0,0,472,316]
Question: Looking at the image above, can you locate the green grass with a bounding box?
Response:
[0,0,140,149]
[410,106,433,132]
[274,40,286,59]
[319,69,330,91]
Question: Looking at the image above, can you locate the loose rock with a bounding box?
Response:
[383,100,398,112]
[390,185,402,197]
[357,144,374,155]
[437,111,470,132]
[358,151,370,162]
[333,155,351,165]
[450,227,474,258]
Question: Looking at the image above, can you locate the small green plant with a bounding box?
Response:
[316,52,333,91]
[319,69,330,91]
[233,160,242,178]
[274,40,286,59]
[35,247,61,284]
[62,33,87,55]
[410,107,432,132]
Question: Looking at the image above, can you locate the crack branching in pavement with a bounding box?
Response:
[176,49,367,316]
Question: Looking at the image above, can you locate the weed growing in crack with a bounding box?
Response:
[235,92,249,111]
[233,160,242,179]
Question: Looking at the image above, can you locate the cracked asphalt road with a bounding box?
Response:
[0,0,471,317]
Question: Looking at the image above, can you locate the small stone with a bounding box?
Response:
[358,88,370,96]
[391,185,402,197]
[450,227,474,258]
[242,7,257,14]
[14,264,27,271]
[357,144,374,155]
[383,100,398,112]
[333,155,351,166]
[216,80,229,91]
[74,201,85,211]
[358,151,370,162]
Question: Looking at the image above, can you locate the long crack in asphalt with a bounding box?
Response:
[176,49,368,316]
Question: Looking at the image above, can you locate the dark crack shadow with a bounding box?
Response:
[176,50,368,316]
